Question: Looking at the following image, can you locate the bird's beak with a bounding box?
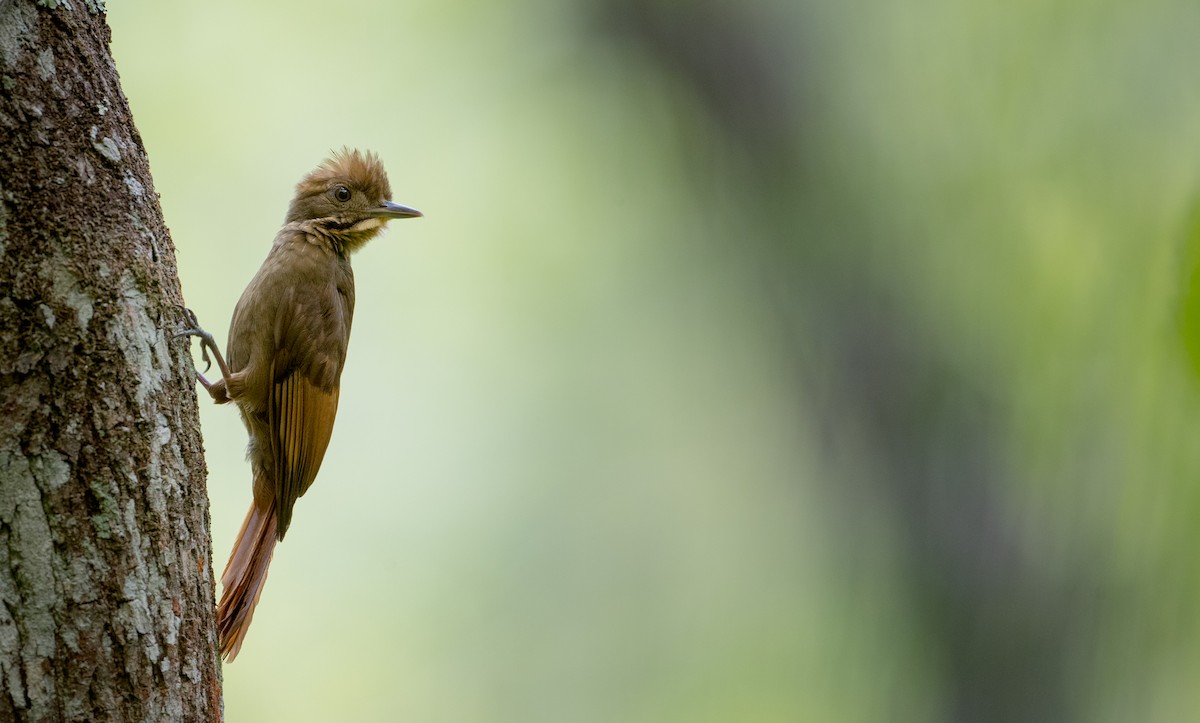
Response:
[371,200,423,219]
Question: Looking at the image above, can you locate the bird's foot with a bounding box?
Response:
[174,306,233,398]
[174,306,218,373]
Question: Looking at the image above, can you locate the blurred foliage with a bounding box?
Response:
[107,0,1200,721]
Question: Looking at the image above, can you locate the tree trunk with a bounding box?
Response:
[0,2,220,721]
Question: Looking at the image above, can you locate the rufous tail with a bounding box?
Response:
[217,501,277,661]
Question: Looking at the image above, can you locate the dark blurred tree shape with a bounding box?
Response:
[587,1,1098,720]
[1178,206,1200,380]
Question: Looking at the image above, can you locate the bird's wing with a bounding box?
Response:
[264,257,355,540]
[268,363,340,539]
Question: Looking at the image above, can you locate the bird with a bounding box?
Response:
[176,148,421,661]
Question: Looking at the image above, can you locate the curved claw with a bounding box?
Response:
[197,343,213,374]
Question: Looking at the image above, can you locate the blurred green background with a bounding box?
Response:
[108,1,1200,721]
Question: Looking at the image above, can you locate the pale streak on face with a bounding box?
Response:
[349,217,384,233]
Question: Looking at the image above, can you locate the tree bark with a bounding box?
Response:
[0,2,220,721]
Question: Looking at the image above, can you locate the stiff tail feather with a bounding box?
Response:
[217,501,278,661]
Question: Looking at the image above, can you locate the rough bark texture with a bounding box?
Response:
[0,2,221,722]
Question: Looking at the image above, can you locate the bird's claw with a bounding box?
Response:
[196,342,213,374]
[174,305,215,373]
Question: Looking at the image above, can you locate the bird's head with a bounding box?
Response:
[286,148,421,252]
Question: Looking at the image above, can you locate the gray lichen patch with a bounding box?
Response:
[93,136,121,164]
[0,2,37,69]
[124,172,144,198]
[0,592,27,705]
[162,597,182,646]
[116,490,177,670]
[38,302,56,328]
[145,471,169,518]
[147,411,179,507]
[74,156,97,186]
[29,449,70,491]
[48,264,95,331]
[35,48,55,80]
[108,270,163,406]
[0,451,60,709]
[120,576,153,637]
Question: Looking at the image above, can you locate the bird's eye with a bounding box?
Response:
[334,186,351,202]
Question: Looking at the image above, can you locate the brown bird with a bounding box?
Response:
[177,148,421,661]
